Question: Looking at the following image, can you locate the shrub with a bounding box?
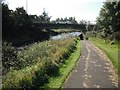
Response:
[2,37,78,89]
[2,42,18,75]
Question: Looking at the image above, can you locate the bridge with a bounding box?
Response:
[31,23,86,30]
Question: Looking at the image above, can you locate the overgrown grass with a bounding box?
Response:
[2,37,79,89]
[90,37,119,75]
[43,39,81,88]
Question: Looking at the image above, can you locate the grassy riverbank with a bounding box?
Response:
[90,37,119,75]
[43,38,81,88]
[2,37,80,89]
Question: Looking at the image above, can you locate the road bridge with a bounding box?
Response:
[31,23,86,30]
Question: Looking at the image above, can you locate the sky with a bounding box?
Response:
[5,0,105,23]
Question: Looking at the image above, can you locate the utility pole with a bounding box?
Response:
[26,0,28,12]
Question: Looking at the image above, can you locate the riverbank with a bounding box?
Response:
[2,37,80,89]
[43,38,81,88]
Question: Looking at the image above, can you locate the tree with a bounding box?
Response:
[54,17,78,24]
[79,19,87,25]
[68,17,78,24]
[2,3,15,37]
[96,1,120,40]
[29,15,40,23]
[39,9,51,23]
[14,7,31,28]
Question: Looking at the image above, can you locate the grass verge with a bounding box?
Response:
[43,39,81,88]
[90,37,119,75]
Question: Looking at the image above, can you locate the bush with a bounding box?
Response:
[32,67,49,88]
[2,42,18,74]
[45,61,59,76]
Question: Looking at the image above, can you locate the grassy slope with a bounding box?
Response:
[43,39,81,88]
[2,37,80,88]
[90,37,119,75]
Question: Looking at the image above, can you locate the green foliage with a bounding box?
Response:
[44,38,81,88]
[96,1,120,40]
[14,7,32,27]
[2,3,52,46]
[2,37,78,89]
[2,42,18,75]
[2,3,14,37]
[2,3,32,31]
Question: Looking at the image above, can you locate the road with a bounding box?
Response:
[62,40,118,88]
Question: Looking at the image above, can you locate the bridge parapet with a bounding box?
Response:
[31,23,86,29]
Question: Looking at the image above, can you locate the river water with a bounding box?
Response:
[50,32,81,40]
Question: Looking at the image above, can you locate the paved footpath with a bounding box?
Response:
[62,40,118,88]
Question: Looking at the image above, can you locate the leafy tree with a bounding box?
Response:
[14,7,31,28]
[2,3,32,38]
[2,3,14,37]
[96,1,120,40]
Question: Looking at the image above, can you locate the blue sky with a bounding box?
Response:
[5,0,105,23]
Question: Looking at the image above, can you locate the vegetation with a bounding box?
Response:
[2,37,79,89]
[85,1,119,74]
[86,1,120,75]
[2,0,119,89]
[44,39,80,88]
[2,2,85,46]
[2,42,18,75]
[90,37,119,75]
[51,17,78,24]
[2,2,82,89]
[85,1,120,41]
[96,1,120,41]
[2,3,54,46]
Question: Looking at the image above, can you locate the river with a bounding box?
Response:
[50,32,81,40]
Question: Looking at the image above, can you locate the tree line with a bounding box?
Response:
[96,1,120,41]
[51,17,78,24]
[2,3,55,46]
[2,2,84,46]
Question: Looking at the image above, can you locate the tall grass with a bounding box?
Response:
[90,37,119,75]
[44,39,81,88]
[2,37,78,89]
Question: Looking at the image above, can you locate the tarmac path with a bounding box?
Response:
[62,40,118,88]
